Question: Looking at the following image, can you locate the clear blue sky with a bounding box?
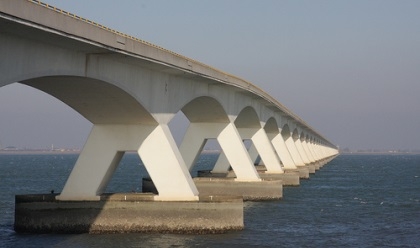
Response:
[1,0,419,151]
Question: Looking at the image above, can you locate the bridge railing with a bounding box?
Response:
[26,0,235,82]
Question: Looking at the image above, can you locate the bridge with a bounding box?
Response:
[1,0,338,233]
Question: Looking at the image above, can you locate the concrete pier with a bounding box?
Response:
[15,193,243,234]
[258,172,300,186]
[143,178,283,201]
[198,169,300,186]
[307,164,316,174]
[194,178,282,201]
[294,165,309,179]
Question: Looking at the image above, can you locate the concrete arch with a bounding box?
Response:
[179,97,261,180]
[309,136,314,143]
[300,131,316,163]
[299,131,305,140]
[9,75,199,201]
[181,96,229,123]
[217,105,284,174]
[292,128,300,141]
[264,117,296,171]
[234,106,261,128]
[281,124,291,140]
[234,105,263,156]
[292,127,311,164]
[0,2,339,203]
[263,117,297,169]
[21,76,156,125]
[264,117,280,135]
[281,124,305,166]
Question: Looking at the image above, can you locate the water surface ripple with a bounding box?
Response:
[0,154,419,247]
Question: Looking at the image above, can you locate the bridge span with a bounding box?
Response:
[1,0,338,233]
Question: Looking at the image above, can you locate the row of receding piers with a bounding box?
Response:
[15,151,338,234]
[4,0,339,234]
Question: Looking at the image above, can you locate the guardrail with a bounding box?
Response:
[26,0,238,82]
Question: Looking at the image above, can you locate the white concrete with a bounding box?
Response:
[0,1,338,201]
[269,133,298,169]
[212,151,230,173]
[308,141,321,161]
[57,124,199,201]
[282,127,306,166]
[237,128,284,174]
[57,125,134,201]
[247,144,260,165]
[139,124,199,201]
[302,138,316,163]
[217,123,261,181]
[179,122,260,181]
[294,137,311,165]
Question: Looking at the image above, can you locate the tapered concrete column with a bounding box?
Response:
[316,144,326,159]
[139,124,199,201]
[309,142,321,161]
[179,122,260,181]
[57,124,198,201]
[178,123,211,171]
[284,136,305,166]
[302,140,316,163]
[319,144,327,159]
[315,144,324,161]
[57,125,147,201]
[269,133,297,170]
[294,138,311,164]
[247,144,260,165]
[331,147,339,156]
[237,128,283,174]
[212,151,230,173]
[218,124,261,181]
[323,146,331,157]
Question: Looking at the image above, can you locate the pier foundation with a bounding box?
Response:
[15,193,243,234]
[307,164,316,174]
[258,172,300,186]
[198,170,299,186]
[143,178,282,201]
[286,166,309,179]
[194,178,282,200]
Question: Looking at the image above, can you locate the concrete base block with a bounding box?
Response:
[258,172,300,186]
[314,162,321,170]
[15,193,243,234]
[290,166,309,179]
[197,170,299,186]
[254,165,267,171]
[307,164,316,174]
[143,178,282,201]
[194,178,282,201]
[197,170,228,178]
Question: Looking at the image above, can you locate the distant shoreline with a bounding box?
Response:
[340,152,420,155]
[1,150,419,156]
[0,150,81,155]
[0,150,222,155]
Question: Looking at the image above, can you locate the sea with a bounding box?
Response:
[0,153,419,247]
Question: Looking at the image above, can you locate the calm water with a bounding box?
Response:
[0,153,419,247]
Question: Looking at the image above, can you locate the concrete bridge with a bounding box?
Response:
[1,0,337,201]
[2,0,338,233]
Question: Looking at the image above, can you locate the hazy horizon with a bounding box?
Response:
[1,0,419,151]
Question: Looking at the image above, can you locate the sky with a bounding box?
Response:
[0,0,419,151]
